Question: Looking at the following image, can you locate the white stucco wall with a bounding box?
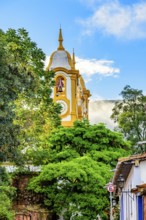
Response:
[121,160,146,220]
[122,167,137,220]
[140,160,146,183]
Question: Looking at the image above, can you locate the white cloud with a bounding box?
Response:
[44,56,50,69]
[89,100,116,129]
[79,0,102,8]
[79,1,146,39]
[45,55,120,81]
[90,93,107,101]
[76,56,120,80]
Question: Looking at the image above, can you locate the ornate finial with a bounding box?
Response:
[72,48,76,69]
[58,28,64,50]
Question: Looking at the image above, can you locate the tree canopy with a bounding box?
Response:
[0,28,61,163]
[0,167,15,220]
[1,27,136,219]
[29,120,130,220]
[111,85,146,152]
[0,27,62,219]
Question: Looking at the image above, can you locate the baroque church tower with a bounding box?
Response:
[46,29,91,127]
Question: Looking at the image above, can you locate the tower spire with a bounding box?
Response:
[72,48,76,69]
[58,28,64,50]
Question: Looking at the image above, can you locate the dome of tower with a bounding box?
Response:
[47,29,72,70]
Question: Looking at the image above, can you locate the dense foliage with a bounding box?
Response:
[29,120,130,220]
[1,27,136,219]
[111,85,146,152]
[0,167,15,220]
[0,28,61,163]
[0,27,61,218]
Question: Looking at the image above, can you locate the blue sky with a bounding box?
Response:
[0,0,146,100]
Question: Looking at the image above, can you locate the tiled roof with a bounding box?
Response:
[112,153,146,185]
[118,152,146,162]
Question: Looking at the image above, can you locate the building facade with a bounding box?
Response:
[113,153,146,220]
[46,28,91,127]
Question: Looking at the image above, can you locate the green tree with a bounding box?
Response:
[111,85,146,152]
[0,167,15,220]
[0,29,19,162]
[0,27,61,218]
[0,28,61,163]
[29,120,130,220]
[14,68,61,154]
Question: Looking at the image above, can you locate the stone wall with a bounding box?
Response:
[13,173,52,220]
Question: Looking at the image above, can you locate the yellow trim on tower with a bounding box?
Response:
[46,28,91,127]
